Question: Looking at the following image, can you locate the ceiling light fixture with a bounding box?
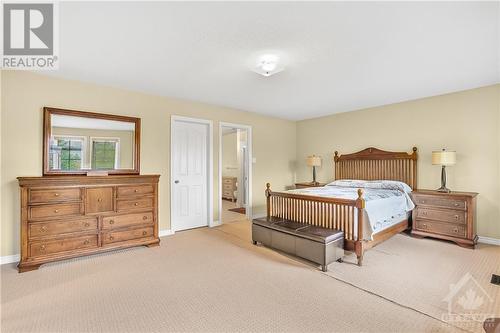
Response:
[253,54,284,77]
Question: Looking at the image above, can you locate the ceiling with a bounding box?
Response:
[49,1,499,121]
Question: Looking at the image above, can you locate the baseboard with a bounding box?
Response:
[477,236,500,246]
[252,213,266,219]
[0,254,20,265]
[159,229,174,237]
[210,220,221,227]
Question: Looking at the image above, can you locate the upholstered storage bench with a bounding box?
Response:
[252,217,344,272]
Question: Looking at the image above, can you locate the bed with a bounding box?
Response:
[264,147,418,265]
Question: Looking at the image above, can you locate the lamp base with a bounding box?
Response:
[436,186,451,193]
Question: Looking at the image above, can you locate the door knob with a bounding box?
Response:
[174,180,180,184]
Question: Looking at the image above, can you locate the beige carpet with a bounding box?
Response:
[1,222,463,333]
[221,200,248,224]
[219,221,500,333]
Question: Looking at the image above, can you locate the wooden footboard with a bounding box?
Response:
[265,183,367,265]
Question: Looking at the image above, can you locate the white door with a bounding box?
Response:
[172,120,208,231]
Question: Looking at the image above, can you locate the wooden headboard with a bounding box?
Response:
[334,147,418,189]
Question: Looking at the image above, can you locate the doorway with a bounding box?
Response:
[219,122,252,224]
[170,116,213,232]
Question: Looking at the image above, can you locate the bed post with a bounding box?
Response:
[334,151,339,180]
[355,189,366,266]
[412,147,418,190]
[265,183,272,219]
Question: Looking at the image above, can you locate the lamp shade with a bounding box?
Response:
[306,155,321,167]
[432,150,456,166]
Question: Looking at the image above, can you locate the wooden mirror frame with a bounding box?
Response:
[43,107,141,176]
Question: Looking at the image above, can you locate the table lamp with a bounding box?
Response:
[432,149,456,193]
[306,155,321,184]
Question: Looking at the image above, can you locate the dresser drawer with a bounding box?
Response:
[86,187,114,214]
[29,188,81,204]
[29,218,98,238]
[102,212,154,230]
[29,235,98,257]
[117,198,153,212]
[223,178,234,184]
[102,226,154,245]
[416,208,466,224]
[222,190,233,197]
[117,185,154,197]
[30,202,83,220]
[412,195,466,210]
[414,220,465,238]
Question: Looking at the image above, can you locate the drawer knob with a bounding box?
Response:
[109,220,114,224]
[422,223,427,229]
[98,198,102,202]
[109,236,114,240]
[54,193,59,197]
[84,239,90,245]
[453,228,459,233]
[134,189,139,193]
[143,215,148,220]
[454,203,459,207]
[54,209,59,213]
[422,211,427,215]
[454,215,459,219]
[40,226,47,232]
[134,202,139,206]
[142,231,147,236]
[84,222,90,227]
[421,200,425,204]
[40,244,46,251]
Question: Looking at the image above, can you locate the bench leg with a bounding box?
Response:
[322,265,328,272]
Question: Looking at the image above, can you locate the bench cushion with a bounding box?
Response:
[252,217,344,244]
[294,225,344,244]
[252,216,287,228]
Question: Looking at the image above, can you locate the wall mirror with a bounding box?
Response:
[43,107,140,175]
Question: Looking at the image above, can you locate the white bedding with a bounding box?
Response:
[285,181,415,240]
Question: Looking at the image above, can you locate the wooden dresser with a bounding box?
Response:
[411,190,478,248]
[17,175,160,272]
[222,177,237,202]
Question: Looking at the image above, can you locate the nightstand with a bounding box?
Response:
[295,182,326,189]
[411,190,478,248]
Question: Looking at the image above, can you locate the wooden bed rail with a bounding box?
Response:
[265,183,366,265]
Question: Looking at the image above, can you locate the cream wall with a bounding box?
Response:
[1,71,297,257]
[221,132,238,178]
[296,85,500,239]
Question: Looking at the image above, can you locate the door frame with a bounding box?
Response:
[170,115,214,232]
[218,122,253,222]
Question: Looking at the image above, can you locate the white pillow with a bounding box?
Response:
[326,179,412,193]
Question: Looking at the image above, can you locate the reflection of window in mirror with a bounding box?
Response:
[44,108,140,175]
[91,138,121,170]
[50,136,87,170]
